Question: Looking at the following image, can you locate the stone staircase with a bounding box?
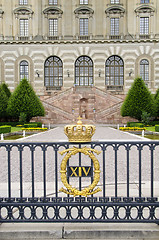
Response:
[37,87,133,124]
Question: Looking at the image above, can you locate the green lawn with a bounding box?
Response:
[145,126,156,132]
[11,127,22,133]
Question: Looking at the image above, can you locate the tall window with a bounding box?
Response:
[44,56,63,89]
[20,61,29,80]
[140,0,149,3]
[20,19,28,36]
[106,55,124,86]
[49,0,58,5]
[49,19,58,36]
[80,0,88,4]
[110,0,120,3]
[110,18,119,35]
[75,56,93,86]
[140,59,149,82]
[19,0,28,4]
[140,17,149,35]
[79,18,88,36]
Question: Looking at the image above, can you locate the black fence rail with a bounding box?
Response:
[0,141,159,223]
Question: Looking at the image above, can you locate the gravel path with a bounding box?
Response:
[0,126,159,199]
[20,126,146,142]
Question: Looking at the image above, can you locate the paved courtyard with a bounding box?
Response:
[20,125,146,142]
[0,126,158,200]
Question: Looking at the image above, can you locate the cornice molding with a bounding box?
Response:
[74,6,94,15]
[135,5,155,14]
[105,5,125,15]
[43,6,63,16]
[13,6,33,15]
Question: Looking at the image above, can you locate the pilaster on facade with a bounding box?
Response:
[0,9,4,40]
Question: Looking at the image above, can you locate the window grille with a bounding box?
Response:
[79,18,88,36]
[140,17,149,35]
[140,0,149,3]
[44,56,63,89]
[75,56,93,86]
[49,19,58,36]
[20,19,28,36]
[140,59,149,82]
[110,0,120,4]
[20,60,29,80]
[19,0,28,5]
[80,0,88,4]
[110,18,119,36]
[49,0,58,5]
[105,55,124,87]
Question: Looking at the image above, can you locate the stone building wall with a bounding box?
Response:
[0,0,158,123]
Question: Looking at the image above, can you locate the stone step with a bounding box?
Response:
[0,223,159,240]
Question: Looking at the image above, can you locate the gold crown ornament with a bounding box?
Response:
[64,117,96,142]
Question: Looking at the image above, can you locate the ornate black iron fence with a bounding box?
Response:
[0,141,159,223]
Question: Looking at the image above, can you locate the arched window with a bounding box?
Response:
[75,56,93,86]
[20,60,29,80]
[140,59,149,82]
[105,55,124,89]
[44,56,63,89]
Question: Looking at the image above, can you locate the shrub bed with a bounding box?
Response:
[24,123,38,128]
[120,127,146,131]
[0,125,11,134]
[127,122,144,128]
[24,122,42,128]
[22,127,47,131]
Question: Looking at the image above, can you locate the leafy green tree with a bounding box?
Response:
[154,88,159,117]
[141,111,151,125]
[0,86,8,119]
[7,78,45,122]
[121,77,155,121]
[1,83,11,99]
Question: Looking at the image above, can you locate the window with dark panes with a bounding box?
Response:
[75,56,93,86]
[44,56,63,88]
[105,56,124,86]
[140,59,149,82]
[20,60,29,80]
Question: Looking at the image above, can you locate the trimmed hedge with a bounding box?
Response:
[149,121,159,126]
[127,122,144,128]
[0,125,11,134]
[155,125,159,132]
[0,122,20,127]
[24,123,38,128]
[23,123,42,128]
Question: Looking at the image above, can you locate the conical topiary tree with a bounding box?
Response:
[1,82,11,99]
[121,77,155,121]
[154,88,159,117]
[7,78,45,122]
[0,85,8,120]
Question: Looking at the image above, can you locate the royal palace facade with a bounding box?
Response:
[0,0,158,123]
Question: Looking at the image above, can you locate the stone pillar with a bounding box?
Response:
[29,15,33,40]
[44,15,48,40]
[75,15,79,39]
[0,13,3,40]
[58,14,62,39]
[15,14,19,40]
[136,13,139,39]
[150,13,154,38]
[89,14,93,39]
